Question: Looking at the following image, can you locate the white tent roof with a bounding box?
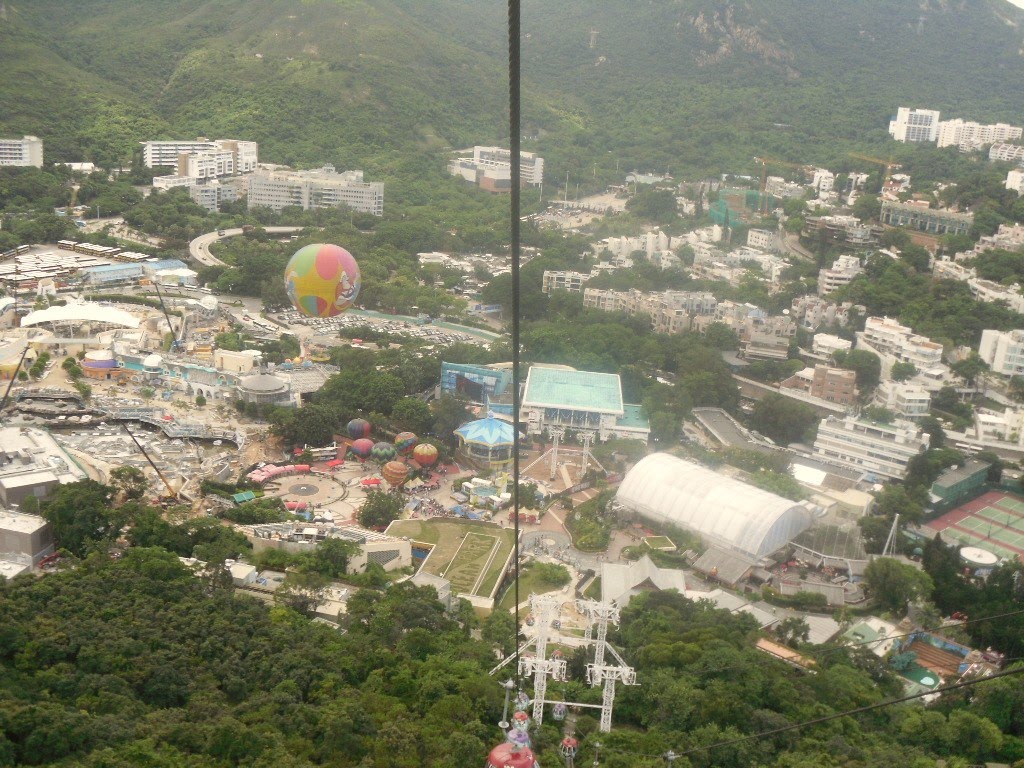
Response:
[21,302,140,329]
[614,453,812,559]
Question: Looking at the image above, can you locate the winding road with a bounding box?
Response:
[188,226,304,267]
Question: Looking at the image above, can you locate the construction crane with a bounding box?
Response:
[0,346,31,424]
[121,422,179,501]
[151,281,181,352]
[848,152,901,191]
[752,156,806,212]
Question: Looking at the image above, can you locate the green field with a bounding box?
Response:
[386,519,516,598]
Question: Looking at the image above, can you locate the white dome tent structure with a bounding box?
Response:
[614,453,815,559]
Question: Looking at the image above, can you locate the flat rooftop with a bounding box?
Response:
[522,366,623,414]
[0,511,48,533]
[933,459,990,489]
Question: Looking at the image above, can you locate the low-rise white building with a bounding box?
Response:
[989,143,1024,164]
[247,166,383,215]
[1007,169,1024,196]
[0,136,43,167]
[813,333,853,358]
[818,255,862,296]
[747,228,778,251]
[448,146,544,190]
[876,381,931,420]
[979,329,1024,376]
[791,296,860,330]
[937,119,1023,151]
[969,279,1024,314]
[813,415,930,480]
[189,181,237,213]
[541,270,590,294]
[857,316,948,386]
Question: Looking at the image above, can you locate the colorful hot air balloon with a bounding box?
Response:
[349,438,374,458]
[370,441,397,462]
[382,460,409,487]
[284,243,361,318]
[412,443,439,467]
[393,431,418,455]
[347,418,371,440]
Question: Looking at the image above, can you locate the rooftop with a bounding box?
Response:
[0,510,48,534]
[522,366,623,414]
[932,460,991,489]
[617,404,650,430]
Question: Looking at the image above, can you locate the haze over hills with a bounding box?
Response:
[1,0,1023,178]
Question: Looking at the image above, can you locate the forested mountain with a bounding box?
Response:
[2,0,1023,179]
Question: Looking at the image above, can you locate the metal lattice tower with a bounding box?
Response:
[491,596,636,733]
[518,595,567,724]
[578,431,593,481]
[576,599,636,732]
[549,427,566,481]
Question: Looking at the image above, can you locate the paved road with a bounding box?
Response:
[188,226,304,267]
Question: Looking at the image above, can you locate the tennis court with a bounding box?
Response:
[928,489,1024,562]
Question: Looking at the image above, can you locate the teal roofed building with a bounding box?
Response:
[520,365,650,442]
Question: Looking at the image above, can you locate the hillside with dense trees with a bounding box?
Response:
[1,550,1023,767]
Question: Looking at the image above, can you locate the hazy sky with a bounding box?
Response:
[1007,0,1024,9]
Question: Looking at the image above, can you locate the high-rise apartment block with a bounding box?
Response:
[0,136,43,167]
[888,107,941,143]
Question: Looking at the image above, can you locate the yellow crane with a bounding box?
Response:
[848,152,901,189]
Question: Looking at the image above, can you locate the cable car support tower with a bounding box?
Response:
[490,595,636,733]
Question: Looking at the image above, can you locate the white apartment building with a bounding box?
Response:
[247,166,383,215]
[0,136,43,167]
[790,296,859,330]
[813,333,852,358]
[875,381,931,420]
[143,140,219,166]
[813,415,929,480]
[972,408,1024,446]
[152,175,198,190]
[449,146,544,190]
[593,230,672,260]
[747,228,778,251]
[857,316,944,370]
[179,150,236,179]
[989,143,1024,164]
[189,181,237,213]
[1007,169,1024,196]
[818,255,862,296]
[811,169,835,196]
[142,138,258,170]
[582,288,716,335]
[937,119,1023,151]
[743,315,796,360]
[932,259,976,282]
[979,329,1024,376]
[969,279,1024,314]
[888,107,941,143]
[764,176,805,198]
[974,223,1024,255]
[542,270,590,294]
[856,316,949,390]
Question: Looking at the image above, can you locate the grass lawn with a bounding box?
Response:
[387,518,515,598]
[497,562,571,612]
